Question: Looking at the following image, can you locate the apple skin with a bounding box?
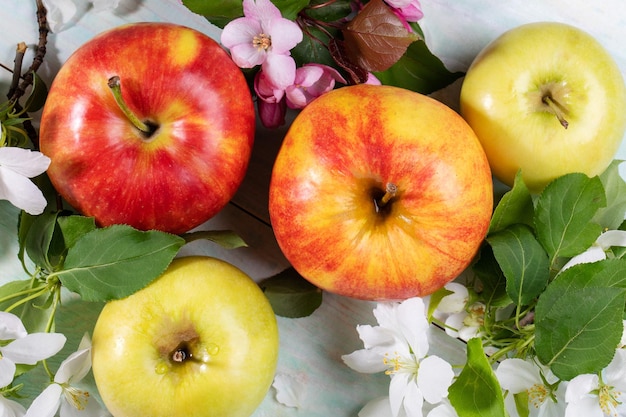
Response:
[39,22,255,234]
[460,21,626,193]
[91,256,279,417]
[268,84,493,301]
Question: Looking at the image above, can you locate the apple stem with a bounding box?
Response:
[379,182,398,206]
[542,95,569,129]
[107,75,152,134]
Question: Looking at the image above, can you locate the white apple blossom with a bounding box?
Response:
[41,0,120,32]
[560,230,626,272]
[25,333,110,417]
[342,298,455,417]
[564,349,626,417]
[0,311,66,389]
[495,358,566,417]
[0,147,50,215]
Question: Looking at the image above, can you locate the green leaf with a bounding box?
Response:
[472,244,511,308]
[57,215,97,250]
[489,171,534,233]
[535,173,606,261]
[487,224,550,306]
[535,261,626,380]
[182,229,247,249]
[448,338,505,417]
[259,267,323,318]
[374,39,464,95]
[23,212,65,271]
[55,225,185,302]
[23,71,48,113]
[593,160,626,230]
[181,0,244,28]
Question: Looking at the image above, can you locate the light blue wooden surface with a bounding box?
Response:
[1,1,625,415]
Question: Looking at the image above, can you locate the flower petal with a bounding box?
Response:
[266,18,303,53]
[0,357,17,389]
[0,311,27,340]
[272,373,305,408]
[0,167,49,215]
[2,333,66,365]
[40,0,78,32]
[495,358,539,393]
[418,356,454,404]
[24,384,62,417]
[342,349,388,374]
[54,347,91,384]
[262,53,296,90]
[0,395,27,417]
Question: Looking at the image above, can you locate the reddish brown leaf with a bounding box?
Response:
[342,0,421,72]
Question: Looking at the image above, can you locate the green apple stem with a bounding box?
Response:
[379,182,398,206]
[542,95,569,129]
[107,75,152,134]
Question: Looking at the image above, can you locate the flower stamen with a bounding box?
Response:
[252,33,271,50]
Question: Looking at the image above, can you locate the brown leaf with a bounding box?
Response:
[342,0,421,72]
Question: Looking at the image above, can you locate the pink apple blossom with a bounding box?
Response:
[285,64,347,109]
[221,0,303,90]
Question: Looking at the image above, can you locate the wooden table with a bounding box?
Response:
[1,1,625,415]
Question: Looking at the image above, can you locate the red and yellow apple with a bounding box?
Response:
[39,22,255,234]
[460,22,626,193]
[91,256,279,417]
[268,84,493,301]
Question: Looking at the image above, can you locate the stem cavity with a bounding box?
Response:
[107,75,155,136]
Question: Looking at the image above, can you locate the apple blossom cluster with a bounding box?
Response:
[341,229,626,417]
[219,0,423,128]
[0,313,109,417]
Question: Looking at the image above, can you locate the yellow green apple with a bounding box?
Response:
[91,256,279,417]
[460,21,626,192]
[268,84,493,301]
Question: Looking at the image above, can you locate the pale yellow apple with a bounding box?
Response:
[91,256,279,417]
[460,21,626,192]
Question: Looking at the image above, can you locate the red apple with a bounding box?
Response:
[39,22,255,234]
[268,84,493,301]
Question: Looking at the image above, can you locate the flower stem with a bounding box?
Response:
[107,75,152,134]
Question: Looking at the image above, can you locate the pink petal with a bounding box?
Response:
[263,53,296,90]
[267,18,303,53]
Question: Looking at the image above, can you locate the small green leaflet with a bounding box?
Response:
[535,260,626,380]
[448,338,506,417]
[534,173,606,262]
[54,225,185,302]
[259,267,323,318]
[487,224,550,307]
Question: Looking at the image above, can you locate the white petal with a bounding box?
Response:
[2,333,66,364]
[0,396,27,417]
[342,349,387,374]
[560,246,606,271]
[418,356,454,404]
[565,374,598,403]
[596,230,626,249]
[54,347,91,384]
[0,148,50,178]
[0,311,27,340]
[437,283,469,314]
[389,373,412,417]
[396,298,429,357]
[495,359,540,393]
[0,357,16,388]
[403,380,425,417]
[0,167,49,215]
[40,0,78,32]
[604,349,626,390]
[272,373,305,408]
[24,384,62,417]
[358,397,393,417]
